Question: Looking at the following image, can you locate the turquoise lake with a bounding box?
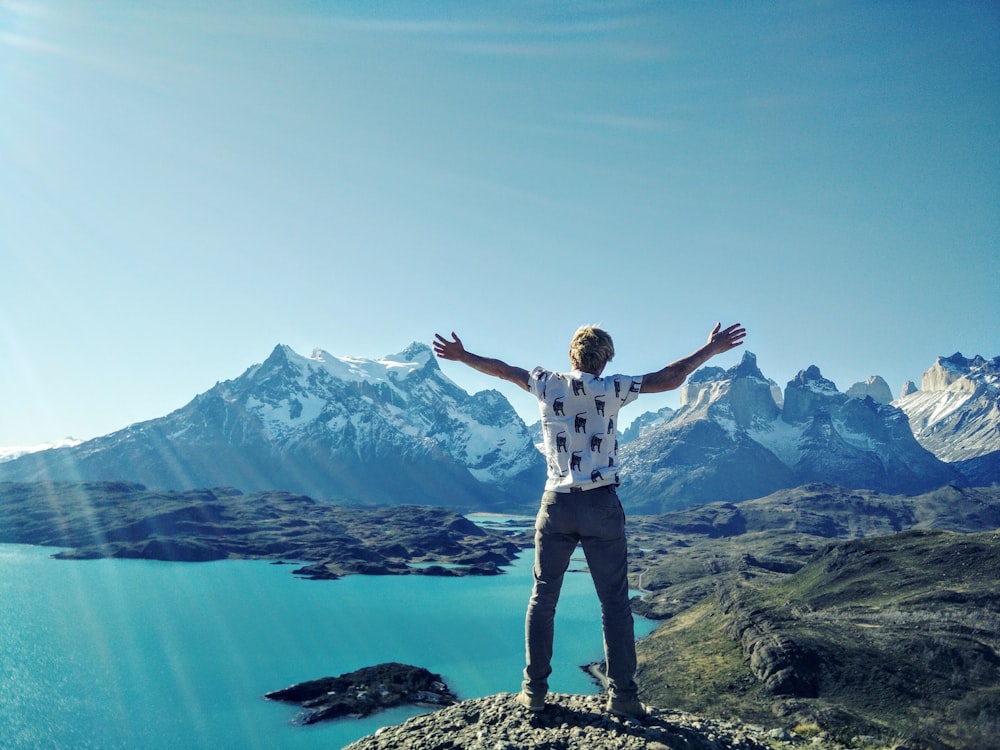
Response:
[0,533,657,749]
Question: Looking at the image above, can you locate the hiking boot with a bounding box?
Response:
[607,696,648,719]
[515,690,545,712]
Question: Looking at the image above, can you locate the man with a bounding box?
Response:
[432,322,746,719]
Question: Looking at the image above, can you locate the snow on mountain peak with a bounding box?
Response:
[307,343,431,385]
[0,438,83,463]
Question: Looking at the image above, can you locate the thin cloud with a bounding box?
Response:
[0,29,60,53]
[571,113,684,133]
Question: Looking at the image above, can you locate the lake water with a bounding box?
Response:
[0,536,657,749]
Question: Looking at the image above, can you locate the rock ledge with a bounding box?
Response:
[344,692,782,750]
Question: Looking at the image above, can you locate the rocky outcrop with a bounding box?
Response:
[920,353,995,392]
[678,353,780,429]
[956,452,1000,487]
[343,693,779,750]
[265,663,456,724]
[719,587,818,697]
[781,365,841,424]
[845,375,893,404]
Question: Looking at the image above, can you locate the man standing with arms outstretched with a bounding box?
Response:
[433,322,746,719]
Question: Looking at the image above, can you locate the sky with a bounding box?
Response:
[1,0,998,447]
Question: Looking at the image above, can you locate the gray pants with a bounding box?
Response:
[521,485,638,701]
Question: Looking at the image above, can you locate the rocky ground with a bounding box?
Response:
[343,692,824,750]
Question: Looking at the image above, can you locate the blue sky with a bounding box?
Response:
[2,0,998,446]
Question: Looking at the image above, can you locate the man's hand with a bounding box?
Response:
[706,323,747,355]
[433,332,468,363]
[640,321,749,394]
[431,332,530,391]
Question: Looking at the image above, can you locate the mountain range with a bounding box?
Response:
[0,343,995,512]
[616,352,974,513]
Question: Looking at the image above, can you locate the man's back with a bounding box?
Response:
[528,367,642,493]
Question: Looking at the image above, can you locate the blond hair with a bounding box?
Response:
[569,325,615,374]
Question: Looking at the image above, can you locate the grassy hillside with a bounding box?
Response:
[629,486,1000,750]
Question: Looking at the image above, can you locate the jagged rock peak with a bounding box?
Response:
[250,344,301,382]
[922,352,1000,393]
[942,352,991,370]
[676,352,780,427]
[393,341,435,365]
[265,343,293,363]
[900,380,919,397]
[688,351,766,385]
[730,350,767,381]
[688,365,726,384]
[782,365,844,425]
[846,375,893,404]
[793,365,838,393]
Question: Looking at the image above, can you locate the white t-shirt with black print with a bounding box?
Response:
[528,367,643,493]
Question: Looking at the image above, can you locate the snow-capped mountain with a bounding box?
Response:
[0,343,544,510]
[617,352,965,513]
[0,438,82,463]
[893,353,1000,485]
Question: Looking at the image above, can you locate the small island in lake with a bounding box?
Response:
[265,663,457,724]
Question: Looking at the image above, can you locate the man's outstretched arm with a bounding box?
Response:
[433,332,530,391]
[640,323,747,394]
